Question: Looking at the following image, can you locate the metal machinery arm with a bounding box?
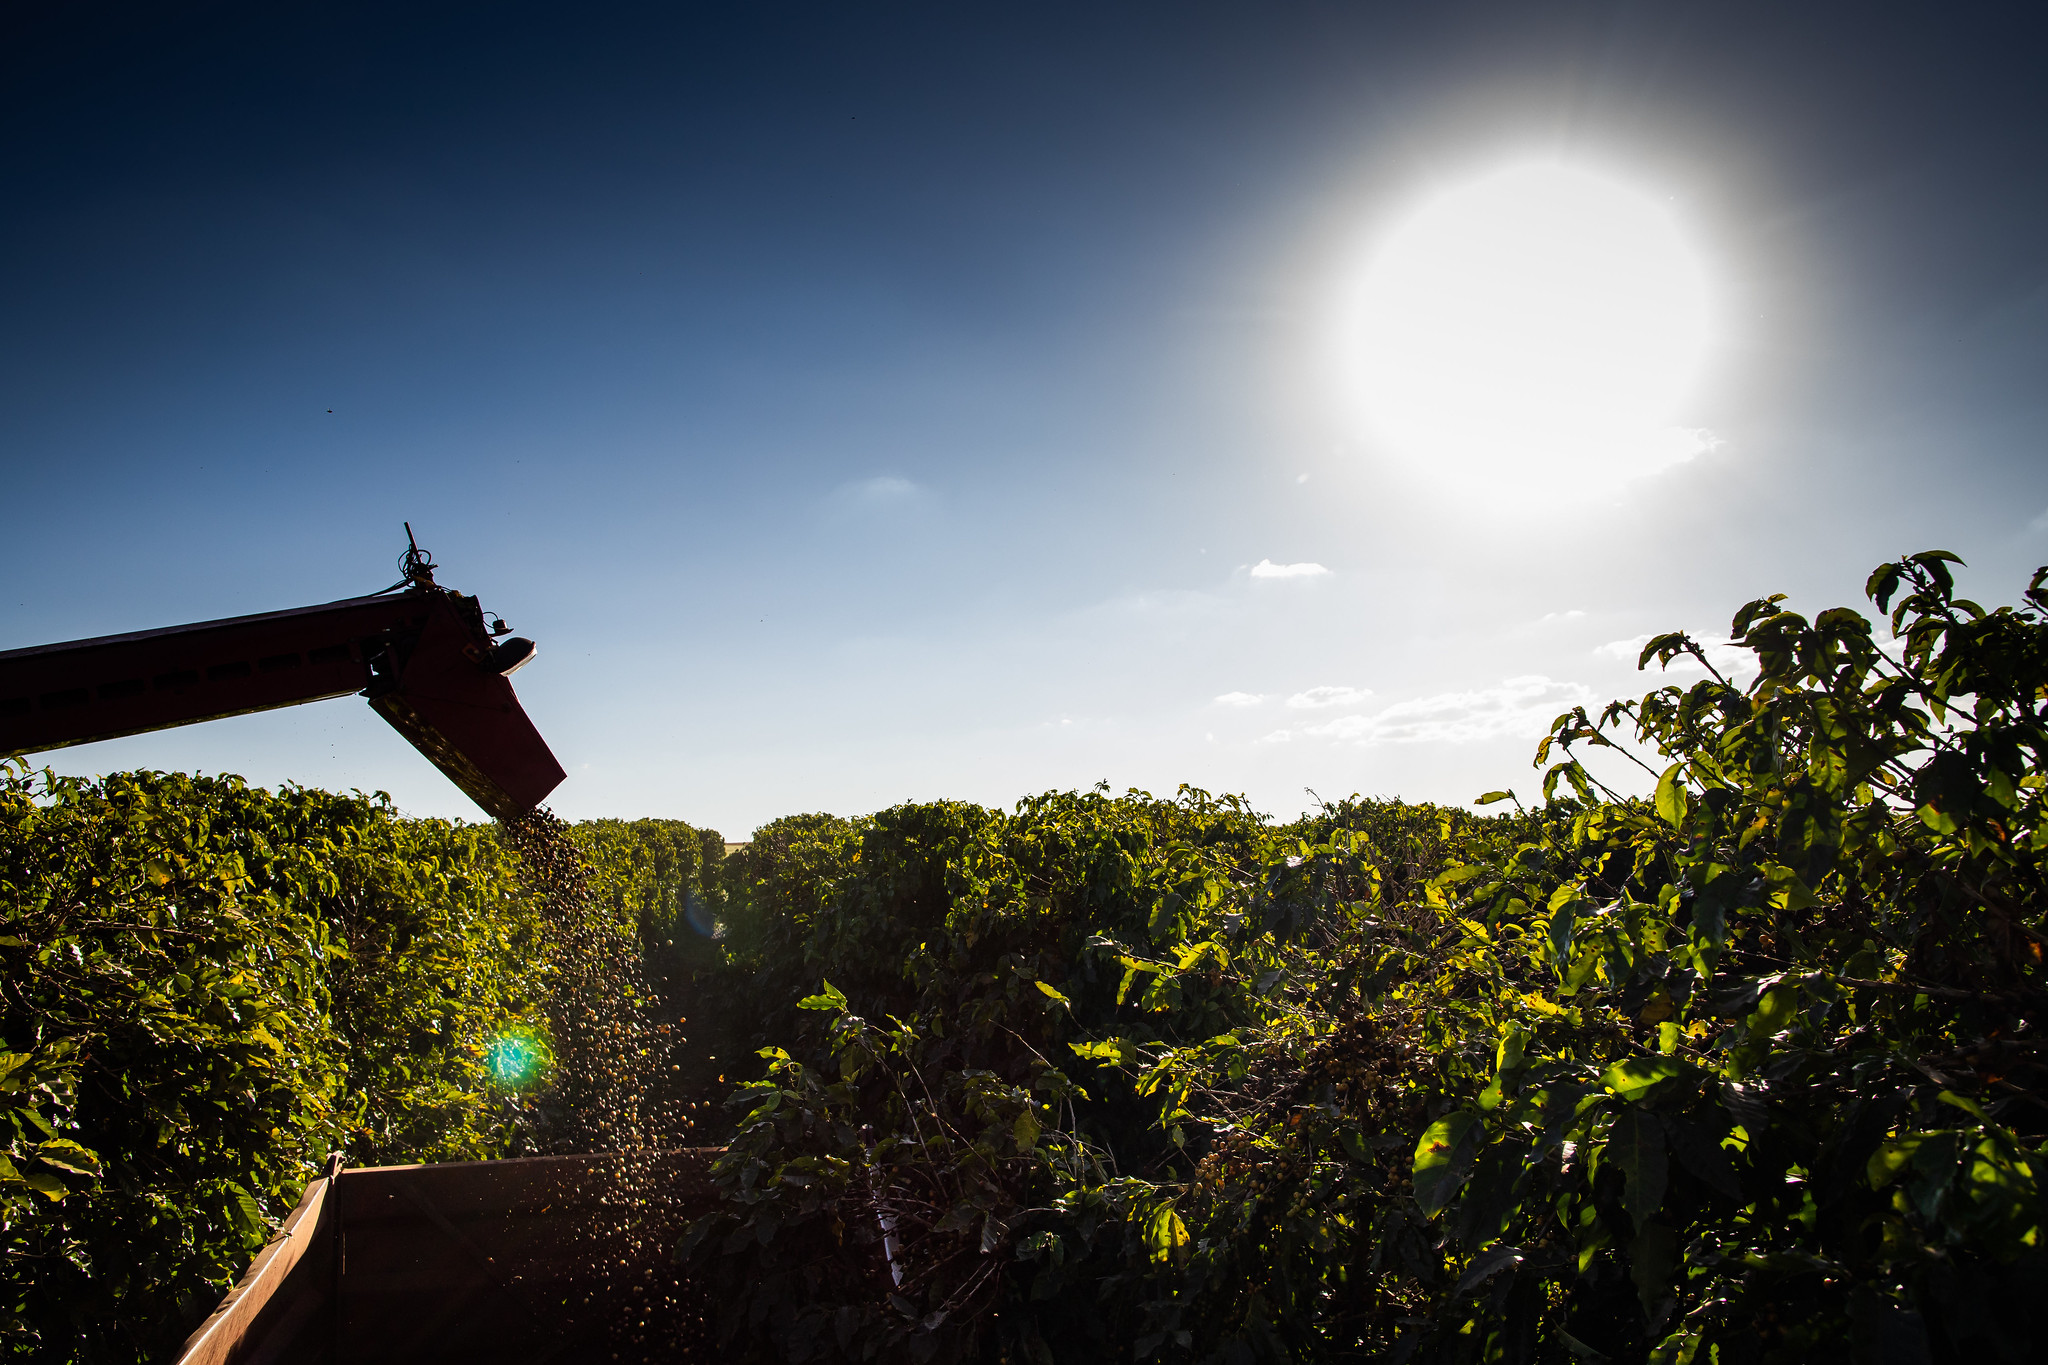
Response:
[0,549,565,820]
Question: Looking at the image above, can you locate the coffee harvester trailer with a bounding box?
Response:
[1,535,719,1361]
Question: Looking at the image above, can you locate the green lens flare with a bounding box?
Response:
[486,1030,547,1089]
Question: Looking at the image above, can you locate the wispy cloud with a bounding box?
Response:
[1671,427,1723,461]
[1595,633,1754,677]
[1248,559,1330,580]
[2029,505,2048,534]
[1212,691,1265,707]
[832,475,924,509]
[1265,676,1592,747]
[1286,685,1373,710]
[1537,609,1587,626]
[1592,636,1649,663]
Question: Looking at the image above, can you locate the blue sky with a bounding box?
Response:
[7,2,2048,837]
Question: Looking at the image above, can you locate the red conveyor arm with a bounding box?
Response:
[0,586,565,820]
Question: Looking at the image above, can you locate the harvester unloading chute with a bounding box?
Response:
[0,530,566,820]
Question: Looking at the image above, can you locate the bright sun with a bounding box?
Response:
[1341,162,1713,496]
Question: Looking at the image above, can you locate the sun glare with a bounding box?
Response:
[1340,162,1713,497]
[485,1028,549,1090]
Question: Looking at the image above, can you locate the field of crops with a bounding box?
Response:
[6,551,2045,1364]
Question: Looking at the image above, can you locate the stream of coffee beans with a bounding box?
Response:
[500,810,718,1359]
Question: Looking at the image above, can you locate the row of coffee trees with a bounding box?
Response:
[4,550,2042,1364]
[0,770,722,1362]
[683,552,2046,1365]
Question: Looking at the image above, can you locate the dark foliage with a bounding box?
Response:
[681,552,2048,1365]
[0,775,718,1363]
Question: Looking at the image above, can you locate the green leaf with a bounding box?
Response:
[1558,1330,1614,1364]
[1637,631,1690,670]
[1937,1089,1990,1122]
[676,1212,724,1264]
[1412,1112,1479,1217]
[1867,1137,1921,1191]
[1654,764,1689,829]
[1628,1220,1678,1317]
[1070,1038,1133,1065]
[1607,1109,1668,1231]
[1649,1333,1706,1365]
[24,1171,67,1199]
[228,1184,268,1237]
[933,1202,980,1234]
[1114,956,1163,1006]
[1474,790,1516,807]
[1750,983,1796,1034]
[32,1139,100,1178]
[1601,1055,1691,1103]
[1144,1205,1189,1263]
[1663,1117,1742,1203]
[1495,1024,1527,1073]
[797,979,849,1012]
[1899,1131,1963,1223]
[1451,1242,1525,1298]
[1033,980,1069,1005]
[1763,864,1818,913]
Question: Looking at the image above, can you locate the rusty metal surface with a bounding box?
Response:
[364,594,565,820]
[175,1167,334,1365]
[0,594,427,757]
[175,1151,722,1365]
[0,581,564,820]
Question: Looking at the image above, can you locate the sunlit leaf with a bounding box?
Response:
[1412,1112,1479,1217]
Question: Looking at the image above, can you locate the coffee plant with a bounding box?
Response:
[683,552,2046,1365]
[7,547,2041,1365]
[0,771,716,1363]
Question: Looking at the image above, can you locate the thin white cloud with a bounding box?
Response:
[1595,633,1754,678]
[1212,691,1265,707]
[1259,730,1292,744]
[1248,559,1331,580]
[2029,505,2048,534]
[1285,685,1373,710]
[1537,609,1587,625]
[1681,428,1725,458]
[1592,636,1648,663]
[833,475,923,509]
[1273,676,1592,747]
